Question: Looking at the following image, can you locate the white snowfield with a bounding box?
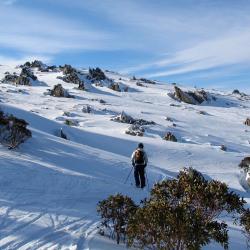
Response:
[0,64,250,249]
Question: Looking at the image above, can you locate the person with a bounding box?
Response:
[131,143,148,188]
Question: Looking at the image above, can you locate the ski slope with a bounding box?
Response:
[0,64,250,249]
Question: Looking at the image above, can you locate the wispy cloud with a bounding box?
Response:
[2,0,17,5]
[0,4,113,57]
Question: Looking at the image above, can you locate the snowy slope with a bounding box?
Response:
[0,64,250,249]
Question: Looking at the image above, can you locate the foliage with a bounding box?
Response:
[0,110,32,149]
[240,209,250,249]
[97,168,246,249]
[97,193,137,244]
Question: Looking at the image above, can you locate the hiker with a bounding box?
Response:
[131,143,148,188]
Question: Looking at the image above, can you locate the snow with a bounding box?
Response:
[0,65,250,249]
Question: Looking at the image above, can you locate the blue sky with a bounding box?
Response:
[1,0,250,91]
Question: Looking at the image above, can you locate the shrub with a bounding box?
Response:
[127,168,245,250]
[97,193,137,244]
[0,111,32,149]
[241,209,250,248]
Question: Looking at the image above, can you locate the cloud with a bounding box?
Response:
[0,4,113,56]
[0,54,52,66]
[2,0,17,5]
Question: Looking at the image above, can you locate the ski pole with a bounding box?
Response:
[124,167,133,184]
[145,170,150,191]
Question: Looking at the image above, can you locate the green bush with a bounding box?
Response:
[97,168,246,249]
[97,193,137,244]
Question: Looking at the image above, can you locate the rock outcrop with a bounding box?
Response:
[239,157,250,172]
[245,118,250,126]
[57,64,85,88]
[88,67,106,81]
[125,124,144,136]
[50,84,71,98]
[173,86,209,105]
[163,132,177,142]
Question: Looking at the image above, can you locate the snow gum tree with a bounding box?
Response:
[127,168,245,250]
[97,168,246,249]
[97,193,137,244]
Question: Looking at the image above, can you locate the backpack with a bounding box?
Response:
[135,149,144,165]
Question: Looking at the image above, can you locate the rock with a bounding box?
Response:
[88,67,106,81]
[82,105,91,113]
[138,78,156,84]
[99,99,106,104]
[78,82,85,90]
[220,145,227,151]
[57,65,84,88]
[125,124,144,136]
[57,72,84,86]
[173,86,209,105]
[112,111,135,124]
[233,89,240,95]
[245,118,250,126]
[16,75,31,86]
[163,132,177,142]
[136,82,145,87]
[111,111,155,126]
[20,67,37,81]
[165,117,173,122]
[197,110,207,115]
[61,64,76,75]
[50,84,71,98]
[109,83,121,92]
[60,128,67,140]
[65,119,78,126]
[239,157,250,172]
[1,73,18,84]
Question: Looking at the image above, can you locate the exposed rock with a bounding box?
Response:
[197,110,207,115]
[163,132,177,142]
[173,86,209,105]
[57,72,84,85]
[78,82,85,90]
[16,75,31,86]
[61,64,76,75]
[82,105,91,113]
[1,73,18,84]
[88,67,106,81]
[109,83,121,92]
[245,118,250,126]
[99,99,106,104]
[136,82,145,87]
[239,157,250,172]
[60,128,68,140]
[125,124,144,136]
[21,67,37,81]
[165,117,173,122]
[138,78,156,84]
[220,145,227,151]
[57,65,85,88]
[50,84,71,98]
[111,112,155,127]
[0,111,31,149]
[111,111,134,124]
[65,119,79,126]
[233,89,240,95]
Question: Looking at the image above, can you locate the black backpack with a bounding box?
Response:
[135,149,144,165]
